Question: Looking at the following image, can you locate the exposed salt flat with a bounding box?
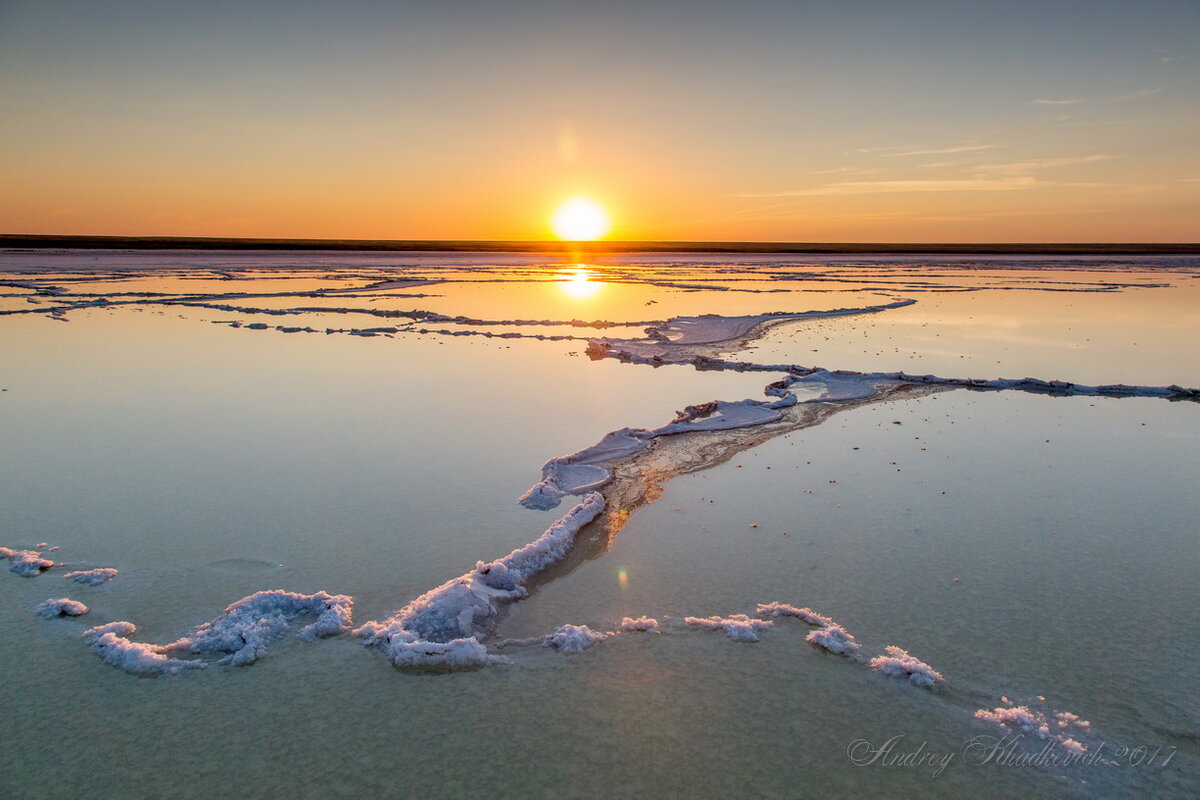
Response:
[641,298,916,344]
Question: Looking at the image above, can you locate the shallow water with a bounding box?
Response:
[1,251,1197,799]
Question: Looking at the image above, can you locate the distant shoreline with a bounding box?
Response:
[1,234,1198,256]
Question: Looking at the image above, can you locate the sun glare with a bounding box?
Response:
[551,197,611,241]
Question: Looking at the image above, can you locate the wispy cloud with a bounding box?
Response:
[1112,88,1161,101]
[738,177,1042,197]
[1034,98,1082,105]
[853,145,915,154]
[977,154,1113,173]
[881,144,999,158]
[812,166,876,175]
[749,150,1137,198]
[738,157,1146,197]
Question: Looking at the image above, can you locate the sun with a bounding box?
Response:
[551,197,611,241]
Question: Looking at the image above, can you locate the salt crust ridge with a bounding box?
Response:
[353,492,606,668]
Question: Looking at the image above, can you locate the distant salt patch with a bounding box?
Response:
[620,616,660,633]
[585,341,1199,406]
[975,704,1091,753]
[684,614,773,642]
[869,646,944,687]
[755,602,861,654]
[641,300,917,345]
[1056,711,1091,730]
[356,493,605,668]
[64,568,118,586]
[0,547,53,576]
[547,624,613,653]
[83,590,354,675]
[36,598,88,618]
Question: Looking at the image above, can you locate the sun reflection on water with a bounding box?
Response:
[557,267,603,300]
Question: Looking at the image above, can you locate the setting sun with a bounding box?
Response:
[551,197,611,241]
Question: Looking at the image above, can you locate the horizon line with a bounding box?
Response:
[1,234,1198,256]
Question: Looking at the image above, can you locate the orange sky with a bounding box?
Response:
[1,1,1197,242]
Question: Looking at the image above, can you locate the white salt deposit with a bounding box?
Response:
[869,646,944,687]
[755,603,860,653]
[620,616,660,632]
[521,399,786,511]
[83,590,354,674]
[654,399,782,433]
[373,635,509,669]
[640,299,917,345]
[0,547,54,576]
[684,614,774,642]
[36,598,89,618]
[974,705,1090,753]
[520,430,651,510]
[1056,711,1091,729]
[83,622,207,675]
[806,624,861,654]
[547,624,612,653]
[756,602,834,627]
[63,568,118,586]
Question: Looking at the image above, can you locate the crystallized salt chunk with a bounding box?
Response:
[36,598,88,618]
[869,646,944,686]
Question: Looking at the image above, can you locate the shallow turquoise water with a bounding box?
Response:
[1,253,1196,799]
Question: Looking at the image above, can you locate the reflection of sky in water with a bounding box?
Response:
[0,253,1197,800]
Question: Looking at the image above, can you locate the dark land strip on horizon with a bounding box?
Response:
[2,234,1198,256]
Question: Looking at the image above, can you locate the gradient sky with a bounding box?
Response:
[1,0,1197,242]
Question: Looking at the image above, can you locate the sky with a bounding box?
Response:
[1,0,1197,242]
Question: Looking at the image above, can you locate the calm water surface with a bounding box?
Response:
[1,252,1196,799]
